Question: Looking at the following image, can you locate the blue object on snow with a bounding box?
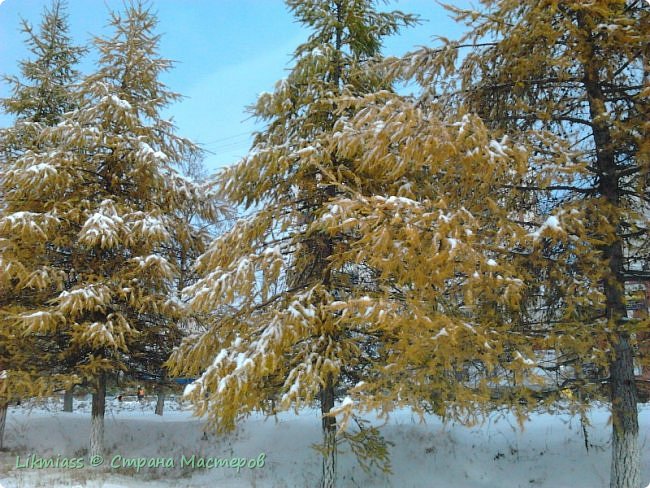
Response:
[173,378,196,385]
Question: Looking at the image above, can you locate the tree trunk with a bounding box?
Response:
[576,11,641,487]
[0,402,7,450]
[63,386,74,412]
[603,240,640,488]
[320,374,337,488]
[610,333,640,488]
[155,383,165,416]
[90,374,106,458]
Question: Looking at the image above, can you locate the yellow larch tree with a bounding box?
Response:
[169,1,417,486]
[321,1,649,487]
[0,0,85,447]
[1,2,223,457]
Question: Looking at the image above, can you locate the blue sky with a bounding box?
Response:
[0,0,470,174]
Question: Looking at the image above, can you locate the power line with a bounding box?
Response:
[200,132,251,146]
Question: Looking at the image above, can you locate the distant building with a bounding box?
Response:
[626,280,650,399]
[625,280,650,319]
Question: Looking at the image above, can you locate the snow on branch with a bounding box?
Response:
[78,199,126,249]
[0,211,60,240]
[58,283,113,316]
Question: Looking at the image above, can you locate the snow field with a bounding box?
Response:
[0,397,648,487]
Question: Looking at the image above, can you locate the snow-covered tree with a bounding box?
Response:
[327,1,649,487]
[1,0,83,126]
[1,2,221,457]
[169,1,417,486]
[150,154,225,417]
[0,0,85,444]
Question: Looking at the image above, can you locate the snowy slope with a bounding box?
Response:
[0,397,649,487]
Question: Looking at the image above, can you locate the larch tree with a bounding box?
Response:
[0,0,84,445]
[444,2,648,486]
[150,154,223,417]
[330,1,648,487]
[0,2,221,457]
[169,1,417,486]
[313,97,535,419]
[1,0,82,126]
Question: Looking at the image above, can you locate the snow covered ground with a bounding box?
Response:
[0,396,649,487]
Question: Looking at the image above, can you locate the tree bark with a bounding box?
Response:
[0,402,7,450]
[155,383,165,416]
[63,385,74,412]
[610,333,640,488]
[320,374,337,488]
[90,374,106,458]
[576,11,641,487]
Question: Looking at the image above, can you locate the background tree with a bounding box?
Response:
[0,0,84,444]
[1,0,81,126]
[347,1,648,487]
[170,1,417,486]
[1,1,221,457]
[146,154,224,417]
